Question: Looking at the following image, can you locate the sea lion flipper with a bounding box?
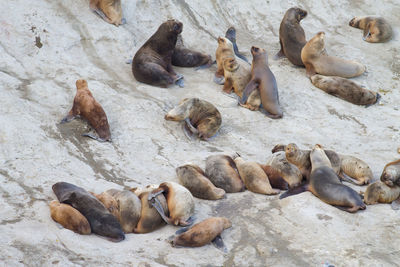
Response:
[279,184,308,199]
[184,118,199,135]
[240,80,258,104]
[82,131,108,142]
[195,60,214,70]
[305,64,317,78]
[183,123,196,140]
[212,235,228,253]
[365,92,381,107]
[121,18,127,25]
[175,226,191,235]
[125,59,133,64]
[339,174,361,185]
[60,112,75,124]
[274,49,285,60]
[148,190,173,225]
[91,6,112,24]
[179,215,195,226]
[175,75,185,88]
[391,198,400,210]
[213,75,225,85]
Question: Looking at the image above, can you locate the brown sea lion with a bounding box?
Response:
[205,154,245,193]
[165,98,222,140]
[60,79,111,142]
[176,164,226,200]
[259,164,289,190]
[339,155,373,185]
[91,191,119,218]
[225,27,250,64]
[214,37,236,84]
[310,75,380,106]
[349,16,392,43]
[134,191,168,234]
[301,32,366,78]
[233,156,280,195]
[49,200,91,235]
[281,145,366,213]
[363,181,400,206]
[276,7,307,66]
[240,46,283,119]
[380,159,400,187]
[52,182,125,241]
[171,217,232,249]
[89,0,125,26]
[265,151,302,188]
[171,34,213,68]
[132,19,184,88]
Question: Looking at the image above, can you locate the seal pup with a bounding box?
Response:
[52,182,125,241]
[281,145,366,213]
[49,200,91,235]
[171,217,231,250]
[225,27,249,63]
[172,34,213,69]
[60,79,111,142]
[349,16,392,43]
[380,159,400,187]
[205,154,245,193]
[265,151,303,188]
[132,19,184,88]
[310,75,380,106]
[89,0,125,26]
[363,181,400,209]
[240,46,283,119]
[233,156,280,195]
[301,32,365,78]
[165,98,222,140]
[339,155,373,185]
[276,7,307,66]
[259,164,289,190]
[176,164,226,200]
[134,191,168,234]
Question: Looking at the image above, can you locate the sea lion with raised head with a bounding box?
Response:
[172,34,213,68]
[89,0,125,26]
[301,32,365,78]
[363,181,400,207]
[265,151,302,188]
[132,19,184,88]
[134,191,168,234]
[60,79,111,142]
[349,16,392,43]
[380,159,400,187]
[49,200,91,235]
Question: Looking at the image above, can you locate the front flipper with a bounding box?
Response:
[213,75,225,85]
[239,79,258,104]
[274,39,286,60]
[90,6,112,24]
[60,112,75,124]
[212,235,228,253]
[259,104,283,119]
[279,184,308,199]
[184,118,198,134]
[148,190,173,225]
[125,59,133,64]
[175,74,184,88]
[391,198,400,210]
[305,64,317,78]
[338,173,361,185]
[82,130,109,142]
[175,226,191,235]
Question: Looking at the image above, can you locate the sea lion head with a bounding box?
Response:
[380,168,398,187]
[163,19,183,35]
[307,32,326,55]
[217,37,234,50]
[164,98,196,121]
[76,79,88,90]
[287,7,307,22]
[310,144,332,170]
[349,17,359,27]
[285,143,299,158]
[225,26,236,41]
[221,217,232,229]
[223,57,239,72]
[250,46,267,57]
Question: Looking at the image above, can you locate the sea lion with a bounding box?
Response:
[380,159,400,187]
[171,34,213,68]
[259,164,289,190]
[240,46,283,119]
[89,0,124,26]
[205,154,245,193]
[134,191,168,234]
[233,156,280,195]
[52,182,125,241]
[214,37,237,84]
[349,16,392,43]
[363,181,400,207]
[171,217,232,249]
[130,184,159,197]
[132,19,184,88]
[176,164,226,200]
[164,98,222,140]
[310,75,380,106]
[60,79,111,142]
[149,182,195,226]
[91,191,119,218]
[49,200,91,235]
[265,151,302,188]
[281,145,366,213]
[301,32,366,78]
[225,27,249,63]
[339,155,373,185]
[276,7,307,66]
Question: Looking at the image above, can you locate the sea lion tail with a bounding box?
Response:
[279,184,308,199]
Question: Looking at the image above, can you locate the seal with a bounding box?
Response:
[171,34,213,68]
[225,27,249,63]
[259,164,289,190]
[310,75,380,106]
[171,217,232,249]
[301,32,366,78]
[132,19,184,88]
[214,37,237,84]
[240,46,283,119]
[165,98,222,140]
[176,164,226,200]
[205,154,245,193]
[380,159,400,187]
[49,200,91,235]
[130,184,159,196]
[52,182,125,241]
[233,156,280,195]
[339,155,373,185]
[265,151,302,188]
[349,16,392,43]
[134,191,168,234]
[276,7,307,66]
[363,181,400,208]
[90,191,119,218]
[89,0,125,26]
[280,145,366,213]
[60,79,111,142]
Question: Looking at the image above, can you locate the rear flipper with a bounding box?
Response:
[183,118,199,140]
[212,235,228,253]
[90,6,112,24]
[259,106,283,119]
[279,184,308,199]
[175,74,184,88]
[195,60,215,70]
[60,112,75,124]
[82,130,110,142]
[338,173,362,185]
[213,75,225,85]
[334,205,365,213]
[391,198,400,210]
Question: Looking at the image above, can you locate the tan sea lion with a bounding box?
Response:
[339,155,373,185]
[233,156,280,195]
[49,200,91,235]
[301,32,366,78]
[240,46,283,119]
[214,37,237,84]
[132,20,184,88]
[60,79,111,142]
[171,217,231,249]
[276,7,307,66]
[89,0,124,26]
[310,75,380,106]
[380,159,400,187]
[130,184,159,197]
[265,151,302,188]
[205,154,245,193]
[172,34,213,68]
[259,164,289,190]
[176,164,226,200]
[363,181,400,206]
[134,191,168,234]
[165,98,222,140]
[349,16,392,43]
[91,191,119,218]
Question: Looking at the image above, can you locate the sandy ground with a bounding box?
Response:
[1,0,399,266]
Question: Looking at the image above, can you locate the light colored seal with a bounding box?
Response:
[363,181,400,206]
[339,155,373,185]
[89,0,124,26]
[380,159,400,187]
[349,16,392,43]
[49,200,91,235]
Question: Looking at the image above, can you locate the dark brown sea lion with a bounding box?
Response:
[49,200,91,235]
[349,16,392,43]
[60,79,111,142]
[52,182,125,241]
[380,159,400,187]
[171,34,213,68]
[89,0,125,26]
[132,19,184,88]
[276,7,307,66]
[240,46,283,119]
[265,151,302,188]
[363,181,400,207]
[134,191,168,234]
[176,164,226,200]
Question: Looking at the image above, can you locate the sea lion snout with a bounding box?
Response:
[296,8,307,20]
[172,21,183,34]
[76,79,88,89]
[349,17,357,26]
